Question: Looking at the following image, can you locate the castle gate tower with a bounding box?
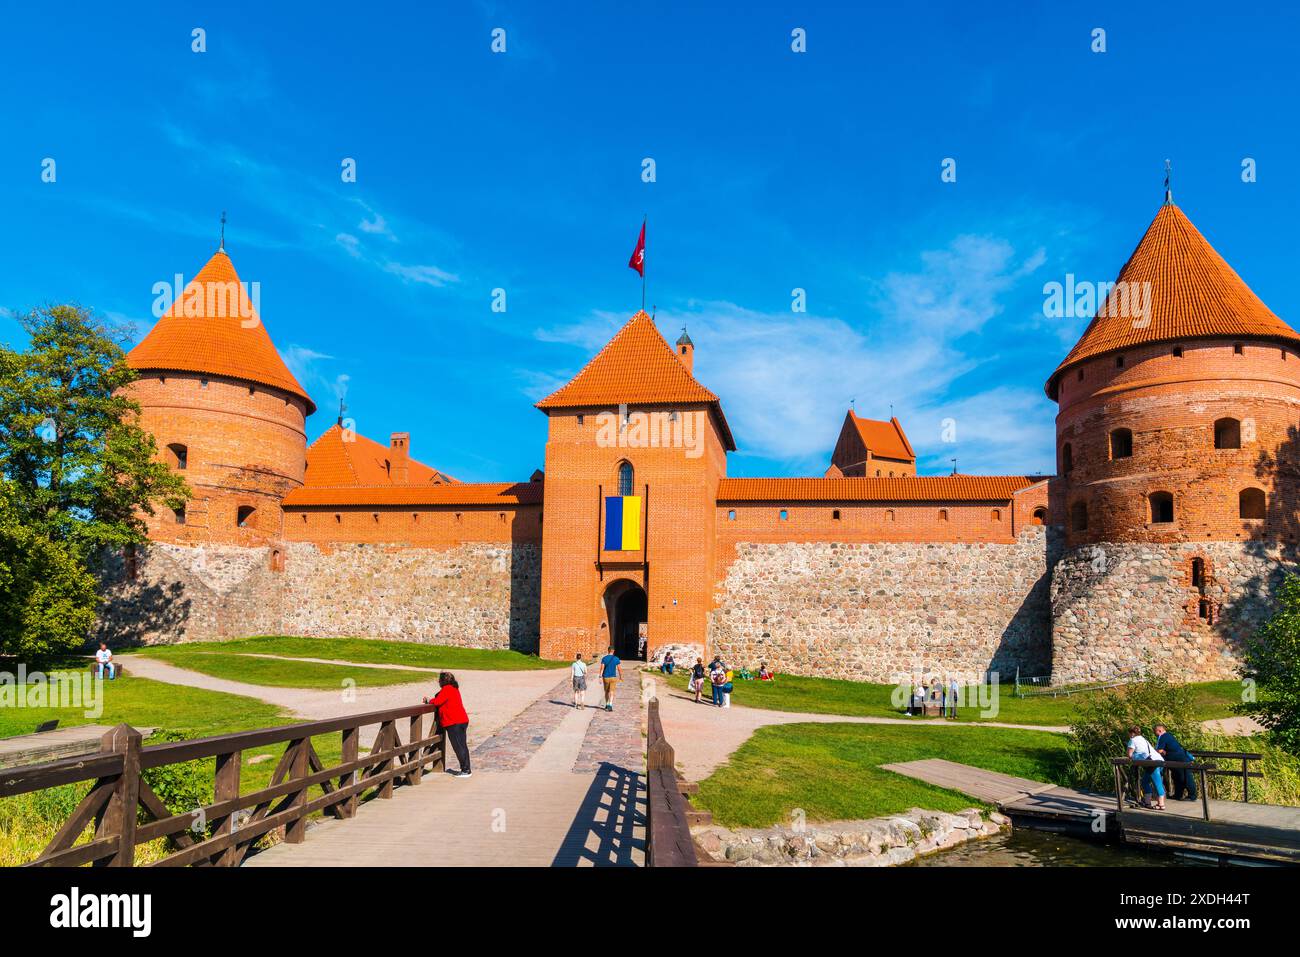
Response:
[1047,199,1300,682]
[124,245,315,547]
[535,312,735,662]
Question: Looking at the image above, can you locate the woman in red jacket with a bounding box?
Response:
[424,672,471,778]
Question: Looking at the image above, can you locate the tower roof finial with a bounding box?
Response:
[219,210,227,252]
[1164,159,1172,205]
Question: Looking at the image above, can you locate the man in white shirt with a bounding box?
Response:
[95,642,115,680]
[571,654,588,709]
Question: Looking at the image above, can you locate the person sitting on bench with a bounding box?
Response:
[95,642,116,680]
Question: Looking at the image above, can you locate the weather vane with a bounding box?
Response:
[1164,160,1172,204]
[219,210,227,251]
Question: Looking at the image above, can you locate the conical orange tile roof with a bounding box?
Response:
[1046,203,1299,399]
[127,248,316,413]
[537,310,735,448]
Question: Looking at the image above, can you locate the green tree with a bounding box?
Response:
[0,304,188,550]
[0,305,188,658]
[1237,573,1300,758]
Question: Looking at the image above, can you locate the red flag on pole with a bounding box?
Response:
[628,221,645,277]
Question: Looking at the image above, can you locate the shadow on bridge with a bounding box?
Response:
[551,761,645,866]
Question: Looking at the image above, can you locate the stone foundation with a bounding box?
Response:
[1050,540,1294,683]
[95,541,541,652]
[707,528,1059,682]
[692,808,1008,866]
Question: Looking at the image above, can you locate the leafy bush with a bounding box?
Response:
[1237,573,1300,758]
[1064,675,1201,791]
[140,729,214,846]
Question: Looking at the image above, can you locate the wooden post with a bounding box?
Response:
[434,724,447,773]
[1200,769,1211,822]
[408,714,423,785]
[212,750,241,866]
[340,726,359,819]
[94,724,141,867]
[647,699,674,771]
[1113,763,1123,815]
[1241,756,1250,802]
[285,738,309,844]
[379,722,396,799]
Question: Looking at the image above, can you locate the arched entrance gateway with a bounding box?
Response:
[603,579,648,661]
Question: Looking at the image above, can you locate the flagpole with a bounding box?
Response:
[641,214,647,311]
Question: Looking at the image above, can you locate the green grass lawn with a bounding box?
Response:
[135,635,567,672]
[130,647,441,689]
[651,670,1242,726]
[694,721,1070,828]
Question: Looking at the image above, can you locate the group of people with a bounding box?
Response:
[570,647,624,711]
[909,676,960,718]
[1125,723,1198,809]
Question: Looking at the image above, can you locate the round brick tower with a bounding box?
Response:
[125,245,315,547]
[1046,199,1300,683]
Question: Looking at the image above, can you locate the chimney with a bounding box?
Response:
[675,327,694,374]
[390,432,410,484]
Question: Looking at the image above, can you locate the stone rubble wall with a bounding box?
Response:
[1050,540,1293,683]
[692,808,1008,866]
[707,527,1059,683]
[95,541,542,653]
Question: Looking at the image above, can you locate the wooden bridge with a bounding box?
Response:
[882,757,1300,864]
[0,690,700,868]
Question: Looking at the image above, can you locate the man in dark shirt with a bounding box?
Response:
[1154,723,1197,800]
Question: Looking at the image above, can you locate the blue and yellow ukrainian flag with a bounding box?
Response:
[604,495,642,551]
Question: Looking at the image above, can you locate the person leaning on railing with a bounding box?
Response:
[423,672,472,778]
[1126,725,1166,810]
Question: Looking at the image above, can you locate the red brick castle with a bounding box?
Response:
[99,198,1300,685]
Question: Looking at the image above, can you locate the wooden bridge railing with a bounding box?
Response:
[1111,751,1263,823]
[645,697,698,867]
[0,704,445,867]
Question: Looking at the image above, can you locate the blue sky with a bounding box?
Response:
[2,1,1297,480]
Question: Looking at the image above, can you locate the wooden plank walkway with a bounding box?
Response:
[0,724,154,769]
[882,758,1300,864]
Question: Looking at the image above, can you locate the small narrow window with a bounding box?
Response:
[618,461,634,496]
[237,505,256,528]
[832,509,841,520]
[885,509,895,522]
[991,509,1001,521]
[270,549,284,572]
[174,506,186,525]
[576,414,584,426]
[779,509,789,521]
[1198,598,1213,622]
[1233,342,1244,355]
[1115,355,1125,368]
[1061,442,1074,473]
[372,513,380,522]
[1110,428,1133,459]
[1239,487,1266,520]
[1077,368,1084,381]
[938,509,949,522]
[727,509,736,521]
[167,443,188,470]
[1149,491,1174,524]
[1172,346,1183,358]
[1070,501,1088,532]
[1191,557,1206,590]
[1032,506,1047,525]
[334,513,341,523]
[876,469,882,476]
[1214,418,1241,450]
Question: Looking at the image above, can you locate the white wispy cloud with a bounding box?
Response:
[382,262,460,287]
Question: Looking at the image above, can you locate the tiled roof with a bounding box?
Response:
[127,249,315,412]
[1047,203,1300,398]
[301,423,459,488]
[717,475,1041,503]
[282,482,542,508]
[851,412,914,460]
[536,310,736,449]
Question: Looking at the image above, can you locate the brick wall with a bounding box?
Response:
[707,525,1059,683]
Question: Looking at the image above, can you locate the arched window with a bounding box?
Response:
[1110,428,1133,459]
[1032,507,1047,525]
[173,506,186,526]
[1149,491,1174,524]
[1061,442,1073,473]
[1070,501,1088,532]
[885,509,895,522]
[875,469,882,476]
[1239,487,1266,520]
[167,443,188,470]
[270,549,284,572]
[1214,418,1241,449]
[617,461,634,496]
[727,509,736,521]
[237,505,256,528]
[779,509,789,521]
[938,509,949,522]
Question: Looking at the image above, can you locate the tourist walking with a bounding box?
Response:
[600,646,622,711]
[1126,725,1165,809]
[690,658,706,703]
[1154,723,1197,801]
[709,659,727,707]
[424,672,472,778]
[571,653,588,709]
[94,642,116,680]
